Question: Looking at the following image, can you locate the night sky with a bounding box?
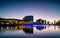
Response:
[0,0,60,22]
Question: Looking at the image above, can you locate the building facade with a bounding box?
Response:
[23,16,33,24]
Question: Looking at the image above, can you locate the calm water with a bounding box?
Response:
[0,25,60,38]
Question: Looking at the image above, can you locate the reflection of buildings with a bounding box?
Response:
[23,28,33,34]
[22,24,33,34]
[58,25,60,29]
[36,26,45,30]
[0,25,33,34]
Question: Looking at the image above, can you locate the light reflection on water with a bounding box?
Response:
[0,25,60,38]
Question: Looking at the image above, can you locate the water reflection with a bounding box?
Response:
[0,25,33,34]
[0,25,60,38]
[0,25,46,34]
[36,26,45,30]
[57,25,60,30]
[23,27,33,34]
[0,25,60,31]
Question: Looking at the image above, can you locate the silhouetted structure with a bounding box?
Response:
[35,19,46,25]
[23,16,33,24]
[23,16,33,22]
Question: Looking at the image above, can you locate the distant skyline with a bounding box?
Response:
[0,0,60,22]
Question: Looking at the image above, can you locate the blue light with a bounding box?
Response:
[23,24,45,28]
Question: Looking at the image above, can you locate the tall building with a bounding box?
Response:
[23,16,33,24]
[23,16,33,22]
[36,19,45,25]
[36,19,42,23]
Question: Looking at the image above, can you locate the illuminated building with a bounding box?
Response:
[0,18,30,25]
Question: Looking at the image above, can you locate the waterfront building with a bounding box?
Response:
[23,16,33,24]
[0,18,30,25]
[36,19,45,25]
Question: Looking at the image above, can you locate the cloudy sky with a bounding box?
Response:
[0,0,60,22]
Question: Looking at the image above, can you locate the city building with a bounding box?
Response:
[0,18,30,25]
[23,15,33,24]
[36,19,46,25]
